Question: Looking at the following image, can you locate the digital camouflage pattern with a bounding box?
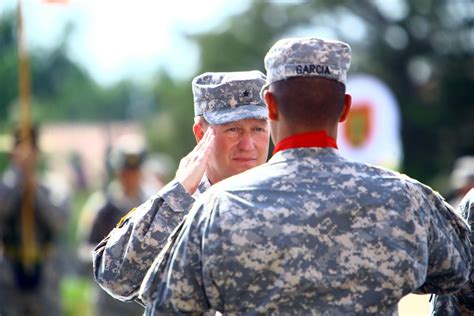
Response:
[94,70,268,304]
[260,37,351,97]
[192,71,268,125]
[432,189,474,315]
[139,148,471,315]
[85,181,152,316]
[93,177,210,302]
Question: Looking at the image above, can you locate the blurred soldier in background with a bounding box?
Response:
[430,156,474,315]
[0,125,70,316]
[432,188,474,315]
[142,153,175,189]
[78,134,156,316]
[447,156,474,209]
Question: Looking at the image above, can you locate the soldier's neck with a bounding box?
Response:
[273,118,337,145]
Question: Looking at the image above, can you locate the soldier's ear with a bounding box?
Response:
[264,90,279,121]
[339,94,352,123]
[193,123,205,143]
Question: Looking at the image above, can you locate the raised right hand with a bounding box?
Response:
[174,127,215,194]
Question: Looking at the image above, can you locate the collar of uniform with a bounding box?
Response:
[198,175,212,195]
[273,130,338,155]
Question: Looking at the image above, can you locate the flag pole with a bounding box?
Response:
[17,0,37,272]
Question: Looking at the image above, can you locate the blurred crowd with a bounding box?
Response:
[0,125,174,316]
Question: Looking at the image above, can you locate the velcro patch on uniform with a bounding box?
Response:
[116,207,138,228]
[284,64,335,78]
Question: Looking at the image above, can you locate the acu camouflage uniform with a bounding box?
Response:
[86,182,153,316]
[432,189,474,315]
[139,37,471,315]
[93,177,210,301]
[140,148,471,315]
[93,70,268,305]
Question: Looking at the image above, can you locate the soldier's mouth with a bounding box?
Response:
[232,158,258,166]
[233,157,257,161]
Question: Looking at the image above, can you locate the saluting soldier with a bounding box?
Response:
[93,71,270,305]
[139,37,472,315]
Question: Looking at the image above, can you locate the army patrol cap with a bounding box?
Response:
[110,134,146,171]
[261,37,351,97]
[192,71,268,125]
[118,151,145,170]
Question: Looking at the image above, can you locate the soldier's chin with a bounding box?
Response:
[232,161,258,174]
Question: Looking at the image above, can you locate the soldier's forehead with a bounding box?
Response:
[212,118,268,127]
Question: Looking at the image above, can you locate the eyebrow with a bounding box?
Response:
[219,120,268,128]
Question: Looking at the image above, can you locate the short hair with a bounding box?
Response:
[194,115,209,127]
[269,77,346,128]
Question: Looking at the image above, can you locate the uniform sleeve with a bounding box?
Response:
[92,179,196,301]
[416,188,472,295]
[138,193,223,314]
[432,189,474,315]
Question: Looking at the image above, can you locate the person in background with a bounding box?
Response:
[92,70,270,307]
[78,136,154,316]
[142,153,175,190]
[0,125,70,316]
[430,157,474,314]
[447,156,474,209]
[138,37,472,315]
[432,188,474,315]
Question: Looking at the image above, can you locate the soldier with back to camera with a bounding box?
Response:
[139,37,472,315]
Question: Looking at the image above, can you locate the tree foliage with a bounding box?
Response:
[0,10,144,127]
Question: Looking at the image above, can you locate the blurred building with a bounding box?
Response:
[40,122,144,190]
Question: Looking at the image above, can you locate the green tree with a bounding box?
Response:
[146,71,195,161]
[0,10,19,125]
[0,10,149,125]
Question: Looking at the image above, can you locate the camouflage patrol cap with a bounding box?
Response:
[110,134,146,171]
[192,71,268,125]
[261,37,351,97]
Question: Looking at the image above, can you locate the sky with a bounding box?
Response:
[0,0,410,86]
[0,0,249,85]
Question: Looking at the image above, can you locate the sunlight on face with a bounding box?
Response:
[206,118,270,184]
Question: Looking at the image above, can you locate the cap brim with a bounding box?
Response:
[203,105,268,125]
